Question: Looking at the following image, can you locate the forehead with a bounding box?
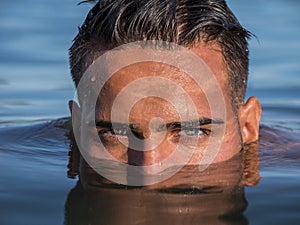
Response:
[81,43,229,122]
[91,43,228,92]
[90,42,227,81]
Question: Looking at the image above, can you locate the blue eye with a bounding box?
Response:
[179,128,210,137]
[98,127,127,136]
[112,127,128,136]
[98,127,128,136]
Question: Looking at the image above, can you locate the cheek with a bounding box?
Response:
[213,122,241,163]
[87,137,130,164]
[79,126,129,163]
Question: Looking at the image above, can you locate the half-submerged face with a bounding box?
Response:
[71,42,261,186]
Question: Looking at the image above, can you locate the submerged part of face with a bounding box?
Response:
[65,149,252,225]
[65,184,248,225]
[65,129,262,225]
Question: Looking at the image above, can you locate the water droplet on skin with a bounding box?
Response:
[91,76,96,82]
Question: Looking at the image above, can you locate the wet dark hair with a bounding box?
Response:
[69,0,251,106]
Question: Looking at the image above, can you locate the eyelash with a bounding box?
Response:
[174,128,211,137]
[97,127,212,141]
[97,128,129,146]
[98,128,128,136]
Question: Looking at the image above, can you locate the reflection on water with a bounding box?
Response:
[65,183,247,225]
[64,142,261,225]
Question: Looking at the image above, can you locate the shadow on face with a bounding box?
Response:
[65,140,260,225]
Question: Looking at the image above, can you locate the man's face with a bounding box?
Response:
[72,42,261,184]
[85,44,239,163]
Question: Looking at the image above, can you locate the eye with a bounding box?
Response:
[170,127,211,147]
[111,127,128,136]
[178,128,210,137]
[97,127,130,146]
[98,127,128,136]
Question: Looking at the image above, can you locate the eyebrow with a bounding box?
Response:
[93,121,139,130]
[159,118,224,131]
[93,118,223,131]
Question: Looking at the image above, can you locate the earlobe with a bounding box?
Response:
[238,97,262,143]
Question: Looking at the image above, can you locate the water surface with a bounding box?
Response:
[0,0,299,225]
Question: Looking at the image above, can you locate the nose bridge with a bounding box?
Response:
[127,138,162,166]
[142,147,158,166]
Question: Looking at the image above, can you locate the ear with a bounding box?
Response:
[68,100,81,132]
[68,100,81,179]
[238,97,262,143]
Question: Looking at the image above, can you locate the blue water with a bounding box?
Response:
[232,0,300,129]
[0,0,299,225]
[0,0,87,125]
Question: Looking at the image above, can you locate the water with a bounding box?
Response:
[0,0,300,224]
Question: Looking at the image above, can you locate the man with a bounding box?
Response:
[68,0,262,187]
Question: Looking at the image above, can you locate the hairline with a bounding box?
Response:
[79,39,239,104]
